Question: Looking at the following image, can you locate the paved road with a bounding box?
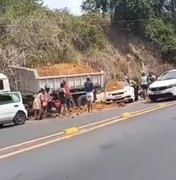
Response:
[0,101,159,148]
[1,105,176,180]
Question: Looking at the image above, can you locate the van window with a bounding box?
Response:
[0,93,20,105]
[0,80,4,90]
[10,93,20,102]
[0,94,13,105]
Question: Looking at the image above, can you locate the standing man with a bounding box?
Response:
[84,76,94,113]
[140,72,149,101]
[62,79,71,116]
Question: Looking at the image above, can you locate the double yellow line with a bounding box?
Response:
[0,102,176,160]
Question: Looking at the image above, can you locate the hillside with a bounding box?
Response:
[0,1,174,86]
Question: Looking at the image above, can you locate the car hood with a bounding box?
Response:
[149,79,176,88]
[107,88,125,94]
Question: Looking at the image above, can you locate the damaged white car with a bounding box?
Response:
[105,81,135,103]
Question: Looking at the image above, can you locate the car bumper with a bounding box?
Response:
[148,87,176,98]
[105,95,133,103]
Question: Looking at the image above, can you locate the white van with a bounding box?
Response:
[0,92,27,126]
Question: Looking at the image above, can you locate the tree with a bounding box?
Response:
[82,0,153,30]
[1,0,43,20]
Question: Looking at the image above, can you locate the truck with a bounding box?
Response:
[1,66,105,108]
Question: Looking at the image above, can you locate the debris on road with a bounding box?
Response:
[70,102,125,116]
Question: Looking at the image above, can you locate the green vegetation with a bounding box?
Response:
[0,1,107,69]
[0,0,175,83]
[82,0,176,62]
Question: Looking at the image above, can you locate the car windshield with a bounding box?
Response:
[158,71,176,81]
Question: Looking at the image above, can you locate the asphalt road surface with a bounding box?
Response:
[1,105,176,180]
[0,101,157,148]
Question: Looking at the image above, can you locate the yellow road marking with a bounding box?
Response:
[0,101,176,160]
[121,112,131,118]
[1,104,159,152]
[64,127,79,136]
[0,132,64,152]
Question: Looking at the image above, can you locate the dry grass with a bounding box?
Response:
[0,10,174,89]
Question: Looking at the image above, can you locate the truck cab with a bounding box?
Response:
[0,73,10,92]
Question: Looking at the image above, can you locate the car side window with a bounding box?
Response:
[0,94,13,105]
[0,93,20,105]
[0,80,4,90]
[11,93,20,102]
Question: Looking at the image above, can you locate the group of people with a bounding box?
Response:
[129,71,156,101]
[140,71,156,100]
[32,79,71,120]
[32,76,94,120]
[126,71,156,102]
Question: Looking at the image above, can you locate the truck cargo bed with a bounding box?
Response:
[11,66,105,94]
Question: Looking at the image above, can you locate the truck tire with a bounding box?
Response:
[13,111,26,125]
[77,95,87,107]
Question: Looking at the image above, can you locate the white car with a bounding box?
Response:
[148,69,176,102]
[105,81,135,103]
[0,92,27,126]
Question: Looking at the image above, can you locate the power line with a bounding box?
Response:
[111,19,148,23]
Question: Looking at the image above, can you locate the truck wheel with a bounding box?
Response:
[77,95,87,107]
[13,111,26,125]
[150,96,158,102]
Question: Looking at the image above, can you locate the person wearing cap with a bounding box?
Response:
[84,76,94,113]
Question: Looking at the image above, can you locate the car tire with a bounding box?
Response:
[128,98,134,103]
[150,96,158,102]
[13,111,26,125]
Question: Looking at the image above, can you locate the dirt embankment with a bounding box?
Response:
[105,80,125,91]
[36,63,98,76]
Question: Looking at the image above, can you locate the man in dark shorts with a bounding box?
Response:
[62,79,71,115]
[59,82,68,117]
[140,72,148,100]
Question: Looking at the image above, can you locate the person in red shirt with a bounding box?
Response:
[62,79,71,115]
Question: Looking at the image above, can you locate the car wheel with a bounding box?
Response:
[13,111,26,125]
[150,96,158,102]
[128,98,134,103]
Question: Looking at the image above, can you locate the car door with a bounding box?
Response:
[0,94,15,122]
